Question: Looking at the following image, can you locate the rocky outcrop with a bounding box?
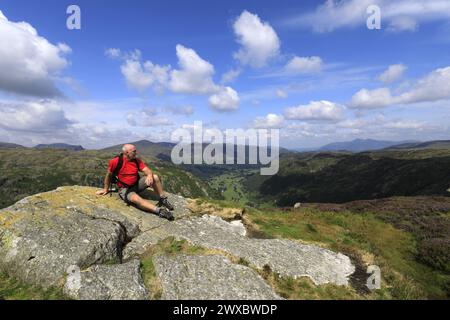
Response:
[0,186,356,299]
[125,214,354,285]
[154,254,282,300]
[64,260,148,300]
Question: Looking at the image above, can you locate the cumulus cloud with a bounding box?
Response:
[169,45,217,94]
[0,100,74,132]
[0,10,71,97]
[284,100,344,121]
[349,88,395,109]
[285,0,450,33]
[378,64,407,83]
[119,50,170,93]
[208,87,240,112]
[350,66,450,108]
[285,56,323,74]
[252,113,285,129]
[111,45,240,112]
[233,10,280,68]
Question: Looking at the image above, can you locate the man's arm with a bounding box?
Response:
[142,166,153,177]
[96,170,112,196]
[142,166,154,186]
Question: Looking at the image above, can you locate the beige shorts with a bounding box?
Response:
[118,176,149,203]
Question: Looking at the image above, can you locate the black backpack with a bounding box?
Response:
[110,153,140,188]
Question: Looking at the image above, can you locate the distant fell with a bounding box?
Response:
[0,142,25,149]
[386,140,450,150]
[319,139,417,152]
[34,143,85,151]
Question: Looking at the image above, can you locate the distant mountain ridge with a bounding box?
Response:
[0,142,25,149]
[34,143,85,151]
[318,139,419,152]
[384,140,450,150]
[2,138,450,153]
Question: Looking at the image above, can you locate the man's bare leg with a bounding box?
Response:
[130,193,174,220]
[151,174,165,198]
[151,174,174,210]
[130,194,158,213]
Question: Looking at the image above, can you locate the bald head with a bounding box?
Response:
[122,144,136,152]
[122,144,137,159]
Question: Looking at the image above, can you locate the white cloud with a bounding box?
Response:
[252,113,285,129]
[208,86,240,112]
[0,100,74,132]
[113,45,240,112]
[120,50,170,93]
[105,48,121,59]
[169,44,218,95]
[285,56,323,74]
[126,109,172,127]
[399,66,450,103]
[233,10,280,68]
[0,10,71,97]
[285,0,450,33]
[71,124,146,148]
[350,66,450,108]
[378,64,407,83]
[276,89,288,98]
[221,69,241,84]
[387,16,418,32]
[164,105,194,116]
[284,100,344,121]
[382,120,425,130]
[349,88,394,109]
[116,46,218,95]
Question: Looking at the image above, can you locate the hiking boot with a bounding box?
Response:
[157,196,174,211]
[158,207,174,221]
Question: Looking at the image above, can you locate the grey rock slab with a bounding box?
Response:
[135,215,355,286]
[0,210,126,288]
[154,254,282,300]
[64,259,148,300]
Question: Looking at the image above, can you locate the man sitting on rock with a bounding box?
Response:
[96,144,174,221]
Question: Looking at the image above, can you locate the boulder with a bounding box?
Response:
[154,254,282,300]
[127,214,355,286]
[64,259,148,300]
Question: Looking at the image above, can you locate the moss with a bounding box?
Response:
[0,229,16,250]
[139,238,213,299]
[0,272,67,300]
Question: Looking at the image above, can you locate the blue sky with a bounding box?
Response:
[1,0,450,149]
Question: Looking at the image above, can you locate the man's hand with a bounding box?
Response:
[145,174,154,187]
[96,189,109,196]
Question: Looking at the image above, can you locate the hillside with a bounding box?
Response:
[258,150,450,205]
[101,140,175,159]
